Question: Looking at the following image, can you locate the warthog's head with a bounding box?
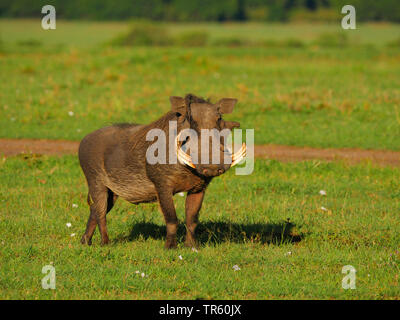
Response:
[170,94,246,177]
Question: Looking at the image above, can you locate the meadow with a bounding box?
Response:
[0,20,400,149]
[0,19,399,299]
[1,155,399,299]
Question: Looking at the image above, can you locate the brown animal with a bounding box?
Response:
[78,94,245,248]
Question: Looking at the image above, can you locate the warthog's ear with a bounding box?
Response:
[223,121,240,130]
[170,96,187,116]
[217,98,237,114]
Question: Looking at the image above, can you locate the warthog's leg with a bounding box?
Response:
[157,189,179,249]
[184,190,205,248]
[106,189,118,214]
[80,193,97,245]
[81,185,113,245]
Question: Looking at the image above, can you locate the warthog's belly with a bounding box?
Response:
[105,173,157,204]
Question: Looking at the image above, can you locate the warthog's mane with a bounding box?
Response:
[184,93,209,106]
[122,94,210,151]
[183,93,210,134]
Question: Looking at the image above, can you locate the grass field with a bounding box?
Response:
[1,155,399,299]
[0,19,400,300]
[1,20,400,149]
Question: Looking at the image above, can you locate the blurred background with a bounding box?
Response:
[0,1,399,149]
[1,0,400,22]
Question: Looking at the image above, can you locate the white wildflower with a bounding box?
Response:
[68,111,74,117]
[232,265,241,271]
[319,190,327,196]
[66,223,72,228]
[72,204,78,208]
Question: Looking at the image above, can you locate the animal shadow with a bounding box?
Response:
[117,220,302,246]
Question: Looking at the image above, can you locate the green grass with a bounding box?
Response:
[0,19,128,50]
[1,20,400,300]
[0,155,399,299]
[0,20,400,149]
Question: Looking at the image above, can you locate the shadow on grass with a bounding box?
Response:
[116,220,302,245]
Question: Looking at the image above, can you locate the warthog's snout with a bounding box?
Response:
[175,131,247,177]
[197,164,227,177]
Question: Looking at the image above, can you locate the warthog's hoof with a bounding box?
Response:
[184,239,198,248]
[80,235,92,245]
[165,239,177,249]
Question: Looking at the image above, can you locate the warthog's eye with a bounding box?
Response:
[217,117,223,129]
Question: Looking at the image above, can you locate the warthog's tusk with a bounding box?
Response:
[231,143,246,167]
[176,133,246,169]
[175,132,196,168]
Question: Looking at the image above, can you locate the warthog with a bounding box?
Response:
[78,94,246,248]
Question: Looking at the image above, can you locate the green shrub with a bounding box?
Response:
[17,39,42,47]
[111,24,210,47]
[283,38,306,48]
[110,22,171,46]
[262,38,305,48]
[174,31,209,47]
[387,36,400,47]
[289,8,340,23]
[211,37,249,47]
[314,32,349,47]
[246,6,268,21]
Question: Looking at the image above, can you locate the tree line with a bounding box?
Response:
[1,0,399,22]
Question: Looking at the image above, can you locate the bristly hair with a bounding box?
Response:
[184,94,209,107]
[113,122,139,128]
[183,94,209,134]
[127,94,210,149]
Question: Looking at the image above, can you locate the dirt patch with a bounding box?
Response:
[0,138,79,157]
[255,144,400,167]
[0,138,399,167]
